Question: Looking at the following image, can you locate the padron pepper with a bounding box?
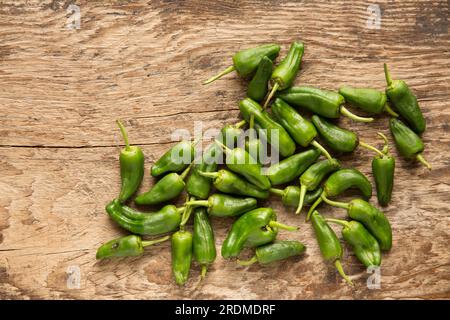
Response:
[247,56,273,102]
[237,240,306,266]
[96,235,169,259]
[186,143,219,199]
[116,120,144,203]
[310,211,352,285]
[219,120,246,149]
[270,186,323,208]
[106,199,184,235]
[203,44,281,84]
[384,63,426,134]
[244,225,278,248]
[193,207,216,279]
[171,229,193,286]
[327,218,381,267]
[151,140,196,177]
[186,193,257,217]
[311,115,359,153]
[338,86,398,117]
[277,87,374,122]
[389,118,431,169]
[245,136,265,164]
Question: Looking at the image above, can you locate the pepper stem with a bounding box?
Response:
[200,265,208,279]
[326,218,350,228]
[269,188,284,197]
[384,63,392,86]
[359,141,385,157]
[311,140,332,160]
[321,193,349,210]
[295,185,307,215]
[263,82,279,109]
[214,139,232,154]
[377,132,389,154]
[203,65,235,85]
[185,200,209,208]
[340,106,374,123]
[306,195,324,221]
[176,206,186,215]
[180,162,194,180]
[141,235,170,247]
[237,256,258,266]
[180,199,194,228]
[416,153,432,170]
[198,171,219,179]
[384,103,399,117]
[249,114,255,130]
[335,260,354,286]
[234,119,247,129]
[268,220,298,231]
[116,120,130,150]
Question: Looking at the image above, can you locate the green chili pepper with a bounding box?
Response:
[151,140,195,177]
[171,229,193,286]
[271,98,332,159]
[116,120,144,203]
[186,193,257,217]
[277,87,374,122]
[296,158,341,214]
[219,120,246,149]
[389,118,431,169]
[359,133,395,206]
[310,211,353,285]
[243,226,278,248]
[266,149,321,186]
[338,86,398,117]
[384,63,425,134]
[270,186,323,208]
[186,143,219,199]
[199,170,269,199]
[245,137,265,164]
[322,197,392,251]
[237,240,306,266]
[327,218,381,267]
[106,199,183,235]
[193,207,216,279]
[239,98,296,157]
[96,235,169,259]
[264,41,305,108]
[307,168,372,220]
[204,44,281,84]
[222,208,297,259]
[247,56,273,102]
[311,115,359,153]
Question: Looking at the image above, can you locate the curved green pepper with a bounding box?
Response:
[338,86,398,117]
[389,118,431,169]
[203,44,281,84]
[96,235,169,259]
[312,115,359,153]
[247,56,273,102]
[310,211,352,285]
[238,240,306,266]
[193,207,216,279]
[270,186,323,208]
[384,63,426,134]
[186,193,257,217]
[151,140,195,177]
[219,120,246,149]
[186,143,219,199]
[327,218,381,267]
[106,199,183,235]
[116,120,144,203]
[245,137,265,164]
[171,229,193,286]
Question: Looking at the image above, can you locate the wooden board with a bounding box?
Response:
[1,0,449,300]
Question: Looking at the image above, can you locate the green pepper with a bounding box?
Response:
[237,240,306,266]
[270,186,323,208]
[186,143,219,199]
[199,169,269,199]
[389,118,431,169]
[277,87,374,122]
[245,137,265,164]
[219,120,246,149]
[266,149,321,185]
[186,193,257,217]
[203,44,281,84]
[222,208,297,259]
[244,226,278,248]
[247,56,273,102]
[193,207,216,279]
[306,168,372,220]
[338,86,398,117]
[296,158,341,214]
[239,98,296,157]
[359,133,395,206]
[151,140,195,177]
[327,218,381,267]
[311,115,359,153]
[106,199,183,235]
[271,98,332,159]
[171,229,193,286]
[310,211,353,285]
[264,41,305,108]
[116,120,144,203]
[322,197,392,251]
[96,235,169,259]
[384,63,426,134]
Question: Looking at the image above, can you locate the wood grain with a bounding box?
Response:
[0,0,449,299]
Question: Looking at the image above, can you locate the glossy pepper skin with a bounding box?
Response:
[186,143,219,199]
[199,170,269,199]
[219,120,246,149]
[264,41,305,108]
[338,86,398,117]
[270,186,323,208]
[266,149,321,185]
[186,194,257,217]
[116,120,144,203]
[384,63,425,134]
[171,230,193,286]
[96,235,169,259]
[389,118,431,169]
[106,199,183,235]
[239,98,296,157]
[310,211,352,285]
[238,240,306,266]
[203,44,281,84]
[193,207,216,279]
[244,225,278,248]
[151,140,195,177]
[312,115,358,153]
[327,219,381,267]
[277,87,374,122]
[247,56,273,102]
[245,137,265,164]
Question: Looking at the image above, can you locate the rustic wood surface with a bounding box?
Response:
[0,0,449,300]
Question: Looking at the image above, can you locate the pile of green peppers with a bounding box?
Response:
[95,42,431,287]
